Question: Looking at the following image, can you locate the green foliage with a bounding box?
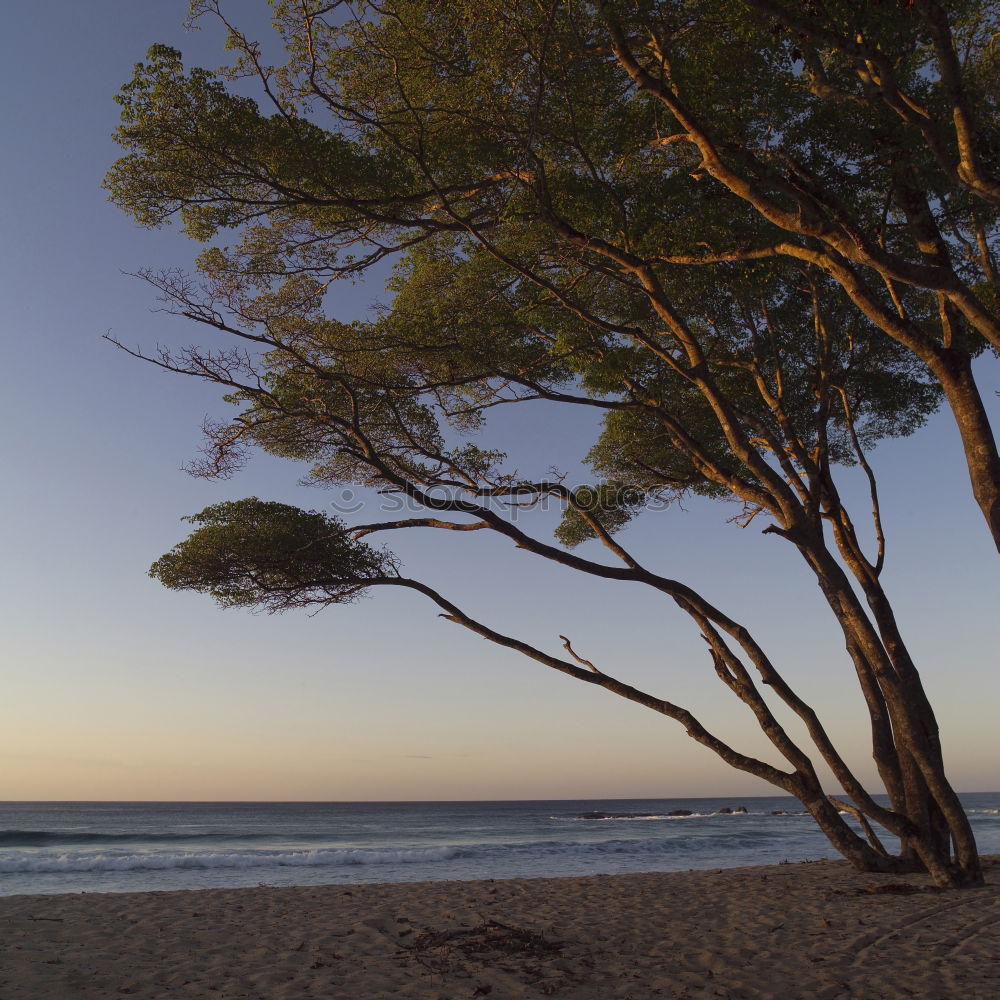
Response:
[105,42,417,241]
[554,483,650,548]
[150,498,394,611]
[108,1,994,554]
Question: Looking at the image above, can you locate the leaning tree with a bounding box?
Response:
[106,0,997,886]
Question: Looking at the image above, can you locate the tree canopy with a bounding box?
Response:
[108,0,999,887]
[150,498,395,610]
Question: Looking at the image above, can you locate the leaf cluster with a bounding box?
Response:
[150,498,394,611]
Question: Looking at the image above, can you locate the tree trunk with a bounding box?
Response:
[787,525,983,887]
[930,350,1000,554]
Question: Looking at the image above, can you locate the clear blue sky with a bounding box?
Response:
[1,1,997,801]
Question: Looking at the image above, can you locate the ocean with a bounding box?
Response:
[2,794,998,897]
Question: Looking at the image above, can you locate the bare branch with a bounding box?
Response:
[559,635,603,674]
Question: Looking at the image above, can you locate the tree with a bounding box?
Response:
[106,0,997,887]
[597,0,1000,549]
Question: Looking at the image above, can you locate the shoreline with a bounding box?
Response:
[3,857,999,998]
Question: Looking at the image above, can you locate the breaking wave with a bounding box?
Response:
[0,832,788,876]
[0,845,464,874]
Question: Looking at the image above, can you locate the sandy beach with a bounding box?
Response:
[2,857,999,999]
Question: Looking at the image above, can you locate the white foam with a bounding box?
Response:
[0,845,461,874]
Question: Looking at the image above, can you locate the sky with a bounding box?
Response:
[1,1,997,802]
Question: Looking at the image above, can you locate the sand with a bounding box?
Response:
[2,858,999,999]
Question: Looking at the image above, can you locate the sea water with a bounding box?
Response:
[2,794,998,896]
